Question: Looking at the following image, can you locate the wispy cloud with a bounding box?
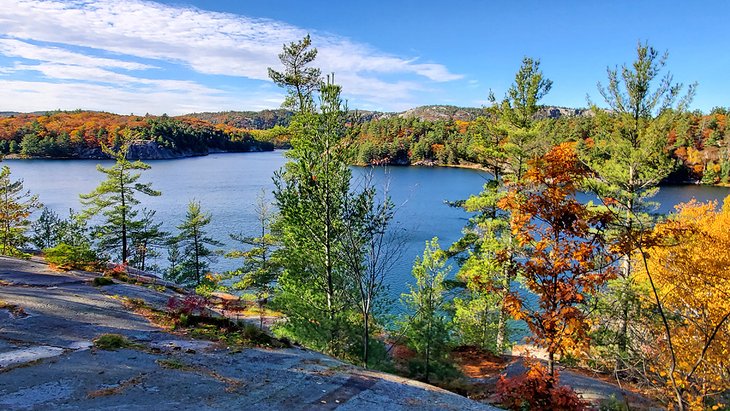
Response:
[0,0,462,113]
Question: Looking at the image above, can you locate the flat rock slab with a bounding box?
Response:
[0,256,93,287]
[0,256,500,411]
[0,346,65,368]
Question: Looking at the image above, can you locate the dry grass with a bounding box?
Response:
[0,299,28,317]
[87,374,146,398]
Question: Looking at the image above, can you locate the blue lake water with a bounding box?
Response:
[5,151,730,319]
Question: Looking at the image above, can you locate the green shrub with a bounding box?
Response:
[93,333,132,350]
[92,276,114,287]
[44,243,98,271]
[598,395,629,411]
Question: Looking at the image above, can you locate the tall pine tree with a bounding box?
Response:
[80,145,160,263]
[0,165,40,256]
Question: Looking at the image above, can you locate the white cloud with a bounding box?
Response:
[0,39,154,70]
[0,79,282,115]
[0,0,462,113]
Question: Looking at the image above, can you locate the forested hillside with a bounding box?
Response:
[1,105,728,184]
[0,111,275,159]
[350,107,730,184]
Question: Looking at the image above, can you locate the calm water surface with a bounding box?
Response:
[6,151,730,317]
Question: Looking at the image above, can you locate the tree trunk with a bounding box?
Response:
[548,351,555,377]
[363,311,369,368]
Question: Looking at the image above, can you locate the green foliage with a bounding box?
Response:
[273,76,361,356]
[267,34,321,112]
[43,243,98,271]
[80,144,161,263]
[30,207,63,249]
[452,291,502,352]
[92,333,133,350]
[400,238,453,383]
[582,42,696,361]
[598,394,630,411]
[92,276,115,286]
[31,208,93,252]
[128,208,168,272]
[225,190,281,294]
[491,57,553,181]
[168,200,222,287]
[0,165,40,256]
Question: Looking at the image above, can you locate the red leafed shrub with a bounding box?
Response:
[496,360,587,411]
[166,295,210,317]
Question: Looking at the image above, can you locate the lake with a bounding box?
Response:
[5,151,730,317]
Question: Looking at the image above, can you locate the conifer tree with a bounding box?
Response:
[0,165,40,256]
[80,145,160,263]
[401,238,452,383]
[172,200,221,287]
[581,42,696,358]
[451,57,551,353]
[270,36,396,361]
[267,34,321,112]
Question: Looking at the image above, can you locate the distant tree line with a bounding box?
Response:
[0,112,275,158]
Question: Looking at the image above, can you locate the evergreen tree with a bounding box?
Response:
[491,57,553,180]
[339,177,400,367]
[172,200,221,287]
[226,190,282,328]
[270,35,397,362]
[129,208,168,272]
[450,57,551,353]
[30,206,63,250]
[0,165,40,255]
[165,238,183,283]
[80,144,160,263]
[581,42,696,358]
[273,75,357,355]
[400,238,452,383]
[227,191,280,290]
[267,34,321,112]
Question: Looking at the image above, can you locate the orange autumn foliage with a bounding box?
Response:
[499,143,617,372]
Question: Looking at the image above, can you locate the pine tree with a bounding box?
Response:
[129,208,168,272]
[581,42,696,358]
[172,200,222,287]
[0,165,40,256]
[267,34,321,112]
[80,145,160,263]
[400,238,452,383]
[450,57,551,353]
[226,190,282,328]
[30,206,63,250]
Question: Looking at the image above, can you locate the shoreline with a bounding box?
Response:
[5,152,730,189]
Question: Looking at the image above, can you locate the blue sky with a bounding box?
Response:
[0,0,727,114]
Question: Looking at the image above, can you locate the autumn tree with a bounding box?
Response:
[170,200,222,288]
[637,198,730,410]
[581,42,696,359]
[80,145,160,263]
[0,165,40,256]
[499,143,616,375]
[400,238,453,383]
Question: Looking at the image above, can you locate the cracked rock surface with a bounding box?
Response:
[0,256,499,410]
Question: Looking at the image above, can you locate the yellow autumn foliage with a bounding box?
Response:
[640,196,730,409]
